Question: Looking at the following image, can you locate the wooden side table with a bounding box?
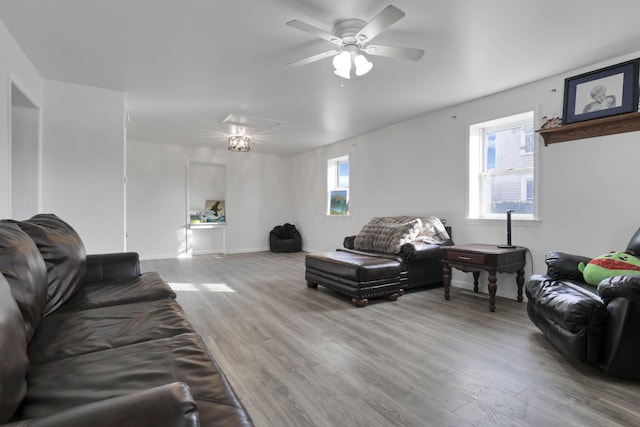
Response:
[441,244,527,312]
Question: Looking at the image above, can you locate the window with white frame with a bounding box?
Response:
[327,155,349,215]
[468,111,535,219]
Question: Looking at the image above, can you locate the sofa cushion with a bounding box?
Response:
[0,275,29,423]
[15,333,253,427]
[0,222,48,341]
[16,383,199,427]
[14,214,87,315]
[28,299,194,364]
[58,272,176,312]
[526,276,607,333]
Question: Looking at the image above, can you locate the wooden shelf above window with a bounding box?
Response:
[536,112,640,145]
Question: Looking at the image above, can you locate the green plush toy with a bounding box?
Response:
[578,251,640,286]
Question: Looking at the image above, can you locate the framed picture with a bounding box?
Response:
[562,59,639,125]
[329,190,348,215]
[204,200,225,223]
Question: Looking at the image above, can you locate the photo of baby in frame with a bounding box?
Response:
[563,59,639,125]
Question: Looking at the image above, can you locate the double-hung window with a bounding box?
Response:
[327,155,349,215]
[468,111,536,220]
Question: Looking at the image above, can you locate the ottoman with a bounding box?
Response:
[305,251,403,307]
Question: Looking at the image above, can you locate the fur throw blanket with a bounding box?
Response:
[353,216,450,255]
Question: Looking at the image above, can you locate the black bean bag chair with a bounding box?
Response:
[269,223,302,253]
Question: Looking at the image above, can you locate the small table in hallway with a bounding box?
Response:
[441,243,527,312]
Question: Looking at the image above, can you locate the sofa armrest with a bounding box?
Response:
[408,242,445,260]
[597,275,640,303]
[84,252,141,283]
[343,235,356,249]
[544,251,592,281]
[3,383,198,427]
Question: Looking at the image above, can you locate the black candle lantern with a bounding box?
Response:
[498,210,516,248]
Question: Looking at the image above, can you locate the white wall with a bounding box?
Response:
[292,52,640,300]
[41,79,126,254]
[11,104,39,219]
[188,163,226,213]
[127,140,293,259]
[0,18,42,218]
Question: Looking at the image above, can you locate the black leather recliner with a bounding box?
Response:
[269,223,302,253]
[525,227,640,379]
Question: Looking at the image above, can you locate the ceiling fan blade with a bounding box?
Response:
[287,49,341,67]
[286,20,342,46]
[356,5,405,43]
[364,44,424,61]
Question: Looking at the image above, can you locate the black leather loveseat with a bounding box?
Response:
[305,217,452,307]
[0,214,253,426]
[525,227,640,379]
[340,234,453,290]
[340,216,453,290]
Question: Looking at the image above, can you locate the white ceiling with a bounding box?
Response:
[2,0,640,155]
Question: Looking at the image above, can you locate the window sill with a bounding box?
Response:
[189,223,227,229]
[465,217,541,227]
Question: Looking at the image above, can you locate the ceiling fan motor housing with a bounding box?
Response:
[332,19,367,46]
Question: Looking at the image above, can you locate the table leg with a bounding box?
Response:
[488,269,497,312]
[516,268,525,302]
[472,271,480,292]
[443,261,451,300]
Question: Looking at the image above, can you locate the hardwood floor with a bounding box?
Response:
[142,252,640,427]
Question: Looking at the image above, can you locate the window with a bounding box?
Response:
[468,111,536,219]
[522,177,534,201]
[327,155,349,215]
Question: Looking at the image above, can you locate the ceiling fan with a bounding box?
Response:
[286,5,424,79]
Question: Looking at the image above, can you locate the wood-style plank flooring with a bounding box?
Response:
[142,252,640,427]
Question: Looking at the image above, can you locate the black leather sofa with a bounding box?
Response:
[525,227,640,379]
[0,214,253,426]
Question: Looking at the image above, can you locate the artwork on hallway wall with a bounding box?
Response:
[189,200,226,223]
[562,58,639,124]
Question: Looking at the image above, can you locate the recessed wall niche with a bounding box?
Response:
[186,161,226,255]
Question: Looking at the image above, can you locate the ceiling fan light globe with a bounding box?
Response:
[334,68,351,79]
[332,51,351,71]
[354,54,373,76]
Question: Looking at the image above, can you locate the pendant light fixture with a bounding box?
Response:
[228,135,251,152]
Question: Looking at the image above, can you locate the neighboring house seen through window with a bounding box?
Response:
[468,111,535,220]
